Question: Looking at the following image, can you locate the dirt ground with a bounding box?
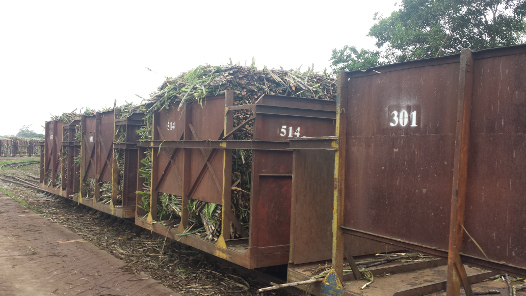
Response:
[0,158,295,296]
[0,193,177,296]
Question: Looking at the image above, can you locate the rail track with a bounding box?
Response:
[0,160,42,191]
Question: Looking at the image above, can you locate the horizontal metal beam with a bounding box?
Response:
[255,105,336,119]
[137,140,290,150]
[113,143,139,149]
[341,226,526,278]
[289,137,337,150]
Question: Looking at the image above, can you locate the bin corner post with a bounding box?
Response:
[52,121,58,187]
[111,111,118,207]
[218,90,234,248]
[148,112,160,224]
[79,117,85,201]
[446,49,474,296]
[94,113,102,205]
[333,71,348,281]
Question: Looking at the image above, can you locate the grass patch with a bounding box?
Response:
[0,186,41,214]
[0,157,39,169]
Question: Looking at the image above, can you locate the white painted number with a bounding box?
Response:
[410,111,417,126]
[50,135,54,140]
[89,136,94,143]
[390,110,418,127]
[390,111,398,126]
[280,126,301,138]
[167,122,175,131]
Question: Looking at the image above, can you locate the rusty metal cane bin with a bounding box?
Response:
[61,120,81,198]
[41,120,64,196]
[111,112,144,218]
[136,90,336,269]
[320,45,526,296]
[77,110,142,218]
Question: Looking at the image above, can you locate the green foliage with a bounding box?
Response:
[0,158,39,168]
[158,193,181,221]
[136,150,152,214]
[330,46,383,72]
[331,0,526,71]
[16,125,44,139]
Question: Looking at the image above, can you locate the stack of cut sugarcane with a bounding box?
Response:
[50,109,81,124]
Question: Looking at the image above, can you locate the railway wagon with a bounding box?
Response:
[75,110,143,218]
[41,119,80,197]
[41,120,65,195]
[135,90,341,269]
[0,139,13,157]
[61,119,81,198]
[286,45,526,295]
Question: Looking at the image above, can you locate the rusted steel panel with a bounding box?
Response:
[98,111,114,183]
[39,142,45,184]
[154,95,226,205]
[43,121,64,189]
[342,56,461,251]
[464,47,526,268]
[256,95,335,111]
[156,106,185,196]
[187,96,225,204]
[120,113,144,208]
[336,45,526,279]
[290,148,334,264]
[45,122,53,176]
[83,116,96,179]
[250,152,293,249]
[250,96,336,260]
[122,148,138,207]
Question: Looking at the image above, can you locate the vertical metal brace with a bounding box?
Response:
[94,113,101,205]
[148,112,160,225]
[218,90,234,249]
[79,116,86,202]
[446,49,474,296]
[179,104,191,232]
[333,71,348,281]
[52,121,58,187]
[111,112,118,210]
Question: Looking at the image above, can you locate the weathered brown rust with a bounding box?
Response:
[41,120,64,195]
[113,113,144,211]
[62,120,81,198]
[463,45,526,270]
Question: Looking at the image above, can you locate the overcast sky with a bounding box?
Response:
[0,0,399,136]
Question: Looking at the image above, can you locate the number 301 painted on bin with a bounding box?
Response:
[390,110,418,127]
